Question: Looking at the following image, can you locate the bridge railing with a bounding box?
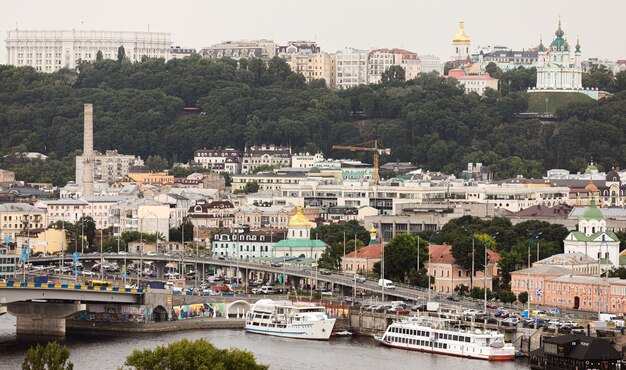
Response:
[0,281,143,294]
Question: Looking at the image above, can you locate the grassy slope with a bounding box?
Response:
[526,91,593,113]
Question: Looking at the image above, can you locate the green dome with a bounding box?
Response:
[550,37,566,50]
[584,162,599,175]
[581,198,603,221]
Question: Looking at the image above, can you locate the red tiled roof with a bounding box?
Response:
[428,244,501,265]
[344,243,383,259]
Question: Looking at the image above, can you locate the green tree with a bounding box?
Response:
[311,221,370,248]
[96,50,103,61]
[101,237,127,253]
[379,233,424,282]
[243,181,259,194]
[251,164,278,174]
[381,65,406,84]
[146,155,168,172]
[318,239,365,270]
[498,290,517,304]
[117,46,126,62]
[22,341,73,370]
[518,291,528,304]
[123,338,267,370]
[497,251,523,289]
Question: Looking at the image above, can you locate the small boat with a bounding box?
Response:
[245,299,336,340]
[332,331,353,337]
[375,316,515,361]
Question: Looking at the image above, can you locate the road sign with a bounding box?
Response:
[536,289,542,297]
[73,252,79,263]
[21,247,27,261]
[4,236,11,244]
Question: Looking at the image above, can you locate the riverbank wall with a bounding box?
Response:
[67,317,244,333]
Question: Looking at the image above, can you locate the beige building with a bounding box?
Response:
[343,229,383,273]
[16,228,67,255]
[287,52,335,86]
[425,244,500,294]
[0,203,46,242]
[126,171,174,186]
[0,169,16,183]
[234,205,293,230]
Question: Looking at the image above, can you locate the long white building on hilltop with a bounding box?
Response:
[5,29,172,71]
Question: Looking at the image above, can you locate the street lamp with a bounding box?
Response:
[427,230,439,303]
[527,231,542,314]
[482,232,499,313]
[465,227,475,290]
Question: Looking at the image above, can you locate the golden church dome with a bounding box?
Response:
[452,18,471,44]
[288,203,311,227]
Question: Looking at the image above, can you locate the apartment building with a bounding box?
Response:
[75,150,144,187]
[5,29,171,71]
[0,203,46,242]
[335,48,369,89]
[368,48,421,84]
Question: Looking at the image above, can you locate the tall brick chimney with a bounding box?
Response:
[82,103,94,196]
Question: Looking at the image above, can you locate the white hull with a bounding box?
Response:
[376,317,515,361]
[375,336,515,361]
[245,318,336,340]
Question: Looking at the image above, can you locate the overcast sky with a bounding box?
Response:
[3,0,625,62]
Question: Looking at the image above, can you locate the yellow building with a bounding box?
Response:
[287,52,334,87]
[0,203,46,242]
[16,228,67,254]
[125,171,174,186]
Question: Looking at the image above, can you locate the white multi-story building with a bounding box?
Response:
[200,40,277,60]
[110,199,170,240]
[265,178,571,215]
[193,148,242,174]
[335,48,369,89]
[5,29,171,72]
[170,46,195,59]
[211,226,286,259]
[241,145,291,174]
[75,150,143,187]
[419,55,444,75]
[291,152,324,168]
[368,48,421,84]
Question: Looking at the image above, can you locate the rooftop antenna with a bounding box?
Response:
[15,22,18,31]
[148,24,150,32]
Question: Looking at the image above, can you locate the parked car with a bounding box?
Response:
[486,303,498,309]
[447,295,460,302]
[81,270,96,277]
[502,317,519,326]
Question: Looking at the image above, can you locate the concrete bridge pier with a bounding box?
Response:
[7,301,86,336]
[154,261,166,279]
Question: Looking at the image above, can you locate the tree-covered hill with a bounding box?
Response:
[1,55,625,186]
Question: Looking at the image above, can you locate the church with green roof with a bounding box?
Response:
[563,197,620,268]
[272,204,328,259]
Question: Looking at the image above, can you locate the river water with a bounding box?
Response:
[0,315,529,370]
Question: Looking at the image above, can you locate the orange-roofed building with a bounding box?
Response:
[342,228,383,273]
[447,68,498,95]
[425,244,501,295]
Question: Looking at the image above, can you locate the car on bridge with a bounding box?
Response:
[355,276,366,283]
[319,269,332,276]
[81,270,96,277]
[270,262,282,267]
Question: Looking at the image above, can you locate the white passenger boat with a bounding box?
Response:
[375,316,515,361]
[244,299,336,340]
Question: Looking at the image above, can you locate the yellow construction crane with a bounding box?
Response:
[332,140,391,185]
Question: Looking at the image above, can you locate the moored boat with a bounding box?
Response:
[375,316,515,361]
[245,299,336,340]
